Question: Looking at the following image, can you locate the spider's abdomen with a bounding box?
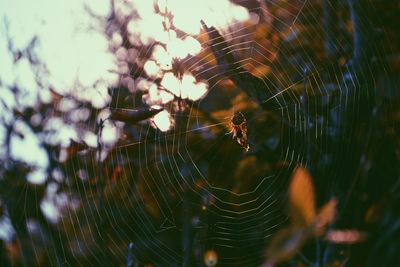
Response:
[232,112,245,125]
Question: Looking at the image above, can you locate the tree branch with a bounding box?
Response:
[201,20,281,110]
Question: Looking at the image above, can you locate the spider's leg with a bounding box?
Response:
[226,129,237,139]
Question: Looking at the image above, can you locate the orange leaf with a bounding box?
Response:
[315,198,337,235]
[110,165,122,182]
[289,166,316,227]
[266,227,310,263]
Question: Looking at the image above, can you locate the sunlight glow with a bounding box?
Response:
[147,83,175,105]
[41,200,60,223]
[0,0,252,157]
[44,117,78,147]
[153,110,173,132]
[161,72,181,96]
[152,45,173,70]
[144,60,162,78]
[166,34,202,59]
[160,72,208,101]
[127,14,167,45]
[10,120,49,184]
[82,131,98,148]
[181,74,208,101]
[101,123,118,146]
[158,0,249,34]
[136,79,155,92]
[125,0,250,134]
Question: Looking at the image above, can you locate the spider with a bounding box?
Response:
[227,112,250,151]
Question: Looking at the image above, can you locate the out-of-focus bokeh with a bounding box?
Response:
[0,0,399,266]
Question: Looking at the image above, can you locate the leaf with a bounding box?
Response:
[365,202,384,224]
[109,107,163,124]
[110,165,122,182]
[266,227,310,263]
[200,20,235,73]
[67,140,89,156]
[315,198,337,236]
[204,250,218,267]
[325,229,366,244]
[289,166,316,227]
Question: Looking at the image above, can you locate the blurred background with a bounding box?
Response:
[0,0,399,266]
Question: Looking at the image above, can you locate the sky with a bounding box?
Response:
[0,0,116,185]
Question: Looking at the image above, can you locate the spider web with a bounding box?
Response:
[1,0,394,266]
[80,1,330,266]
[67,0,384,266]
